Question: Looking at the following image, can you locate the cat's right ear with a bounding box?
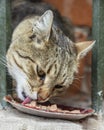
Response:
[75,40,95,60]
[33,10,53,42]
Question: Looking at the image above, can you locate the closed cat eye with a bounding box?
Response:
[54,85,63,89]
[29,34,36,40]
[37,65,46,80]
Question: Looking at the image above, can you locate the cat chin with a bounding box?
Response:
[29,92,37,100]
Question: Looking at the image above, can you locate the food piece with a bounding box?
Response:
[70,110,80,114]
[30,101,37,106]
[13,96,82,114]
[5,95,13,101]
[41,105,47,110]
[63,110,71,113]
[81,109,93,114]
[29,101,37,107]
[25,103,32,107]
[5,95,94,116]
[23,100,81,114]
[49,104,57,112]
[57,108,63,113]
[24,101,37,108]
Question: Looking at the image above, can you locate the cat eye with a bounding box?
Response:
[37,66,46,80]
[54,85,63,89]
[29,34,36,40]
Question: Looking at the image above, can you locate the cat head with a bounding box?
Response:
[6,10,95,102]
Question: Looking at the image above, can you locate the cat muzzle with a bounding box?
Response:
[37,94,50,102]
[37,87,51,102]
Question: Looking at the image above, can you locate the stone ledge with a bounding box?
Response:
[0,105,104,130]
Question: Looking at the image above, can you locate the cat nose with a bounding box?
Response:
[37,87,50,102]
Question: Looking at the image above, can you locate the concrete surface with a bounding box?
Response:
[0,104,104,130]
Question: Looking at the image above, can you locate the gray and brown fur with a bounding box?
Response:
[6,1,95,103]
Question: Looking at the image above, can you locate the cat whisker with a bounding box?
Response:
[0,60,7,67]
[0,58,14,75]
[1,55,6,59]
[0,57,7,65]
[1,58,7,63]
[0,59,7,64]
[0,55,6,61]
[0,54,6,58]
[74,76,84,81]
[0,62,11,75]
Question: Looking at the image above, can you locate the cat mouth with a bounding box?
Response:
[21,91,50,103]
[37,85,64,103]
[22,95,50,104]
[37,95,51,103]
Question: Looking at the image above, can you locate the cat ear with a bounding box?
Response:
[75,40,95,60]
[33,10,53,42]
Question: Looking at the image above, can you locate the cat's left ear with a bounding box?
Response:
[33,10,53,42]
[75,40,96,60]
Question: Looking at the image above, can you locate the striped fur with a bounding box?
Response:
[6,10,95,102]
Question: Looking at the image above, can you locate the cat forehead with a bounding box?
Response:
[13,17,39,37]
[20,16,39,27]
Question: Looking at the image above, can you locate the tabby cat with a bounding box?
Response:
[6,1,95,104]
